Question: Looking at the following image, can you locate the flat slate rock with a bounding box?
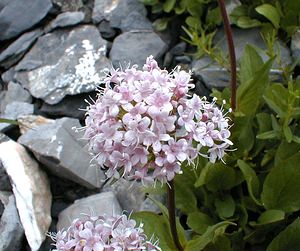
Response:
[51,0,83,12]
[0,81,32,114]
[0,193,24,251]
[57,192,122,230]
[14,25,110,104]
[0,29,43,69]
[110,31,168,68]
[40,92,97,120]
[0,101,34,132]
[18,117,105,189]
[0,0,52,40]
[192,27,292,89]
[92,0,147,28]
[103,178,145,212]
[120,11,153,32]
[46,11,85,32]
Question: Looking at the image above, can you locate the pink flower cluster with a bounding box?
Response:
[52,214,161,251]
[84,56,232,184]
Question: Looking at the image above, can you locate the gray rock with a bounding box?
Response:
[92,0,147,28]
[57,192,122,230]
[170,42,187,56]
[103,179,145,212]
[110,31,168,68]
[0,141,52,251]
[0,101,34,132]
[97,20,117,39]
[51,0,83,12]
[40,92,96,120]
[191,56,230,89]
[14,25,110,104]
[0,200,3,217]
[4,102,34,119]
[214,27,291,66]
[0,0,52,40]
[291,29,300,66]
[140,195,165,213]
[1,82,32,114]
[46,11,85,32]
[1,67,15,83]
[0,193,24,251]
[0,161,12,191]
[0,29,43,69]
[175,55,192,64]
[18,117,105,189]
[120,11,153,32]
[0,91,6,113]
[192,27,292,89]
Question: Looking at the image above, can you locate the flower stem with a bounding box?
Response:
[218,0,237,111]
[167,180,183,251]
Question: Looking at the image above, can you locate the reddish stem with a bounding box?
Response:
[218,0,237,111]
[167,180,184,251]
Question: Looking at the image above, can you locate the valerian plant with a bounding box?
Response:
[83,56,232,185]
[140,0,300,250]
[51,214,161,251]
[49,1,300,250]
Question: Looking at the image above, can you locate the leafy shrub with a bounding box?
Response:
[131,10,300,247]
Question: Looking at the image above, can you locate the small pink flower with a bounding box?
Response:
[51,214,161,251]
[84,56,232,184]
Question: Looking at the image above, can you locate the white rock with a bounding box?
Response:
[0,141,52,251]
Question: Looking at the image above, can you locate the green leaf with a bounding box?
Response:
[163,0,176,13]
[256,130,280,140]
[203,235,233,251]
[237,160,261,206]
[261,155,300,212]
[186,0,203,17]
[230,5,248,23]
[175,178,198,214]
[195,162,242,192]
[257,210,285,225]
[231,114,254,157]
[237,45,273,117]
[132,212,176,251]
[185,221,235,251]
[292,135,300,144]
[283,125,293,143]
[256,113,272,134]
[152,18,169,31]
[255,4,281,29]
[187,211,214,234]
[186,16,201,30]
[275,141,300,168]
[239,44,264,86]
[263,83,288,118]
[147,196,187,246]
[267,218,300,251]
[214,194,235,218]
[205,7,222,28]
[236,16,262,28]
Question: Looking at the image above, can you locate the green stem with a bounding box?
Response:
[167,180,183,251]
[218,0,237,111]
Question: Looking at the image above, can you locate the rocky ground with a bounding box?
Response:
[0,0,299,250]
